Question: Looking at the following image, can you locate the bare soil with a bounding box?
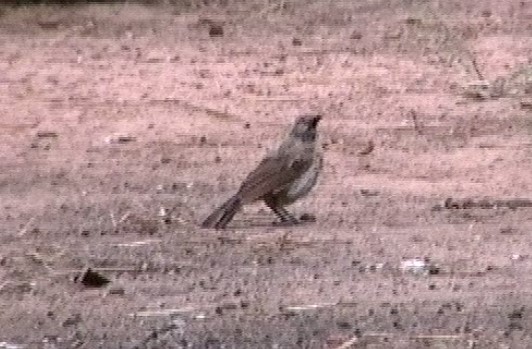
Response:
[1,1,532,348]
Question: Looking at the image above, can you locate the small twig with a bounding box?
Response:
[25,252,54,272]
[284,303,337,311]
[47,267,140,277]
[409,109,423,135]
[109,212,117,228]
[130,307,197,318]
[240,97,304,102]
[90,267,140,272]
[470,55,485,80]
[118,211,131,224]
[113,239,161,247]
[411,334,466,340]
[17,217,35,236]
[363,332,393,337]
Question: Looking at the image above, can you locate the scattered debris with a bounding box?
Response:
[470,56,485,80]
[114,239,161,248]
[383,28,403,39]
[105,134,136,144]
[350,31,363,39]
[400,258,427,274]
[136,318,186,347]
[144,54,165,63]
[442,198,532,210]
[62,314,82,328]
[460,76,509,100]
[292,38,302,46]
[17,217,36,236]
[409,109,423,135]
[461,80,490,100]
[284,302,336,312]
[299,213,316,222]
[214,303,239,315]
[358,262,386,273]
[37,20,60,30]
[25,251,54,271]
[130,307,197,317]
[520,98,532,110]
[74,267,111,288]
[158,207,172,224]
[510,254,527,261]
[405,17,422,25]
[107,286,126,295]
[109,211,130,229]
[0,342,25,349]
[358,140,375,155]
[360,189,379,197]
[334,335,359,349]
[500,227,518,235]
[0,281,35,295]
[208,24,224,37]
[36,131,58,138]
[410,334,471,340]
[217,236,244,245]
[400,257,439,275]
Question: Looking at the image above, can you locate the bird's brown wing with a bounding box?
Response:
[236,152,312,203]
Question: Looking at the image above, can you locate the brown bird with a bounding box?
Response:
[201,114,323,229]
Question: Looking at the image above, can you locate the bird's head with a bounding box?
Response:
[290,114,322,141]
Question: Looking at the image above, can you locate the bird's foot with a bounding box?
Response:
[272,218,300,226]
[272,213,316,226]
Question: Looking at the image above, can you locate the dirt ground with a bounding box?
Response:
[0,0,531,348]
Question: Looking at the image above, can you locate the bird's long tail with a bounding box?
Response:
[201,196,242,229]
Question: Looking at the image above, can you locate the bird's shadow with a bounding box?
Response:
[202,215,317,230]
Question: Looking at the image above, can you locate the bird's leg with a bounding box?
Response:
[264,196,299,225]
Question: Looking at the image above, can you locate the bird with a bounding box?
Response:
[201,114,323,229]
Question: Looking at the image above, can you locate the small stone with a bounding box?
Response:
[107,286,125,295]
[209,25,224,37]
